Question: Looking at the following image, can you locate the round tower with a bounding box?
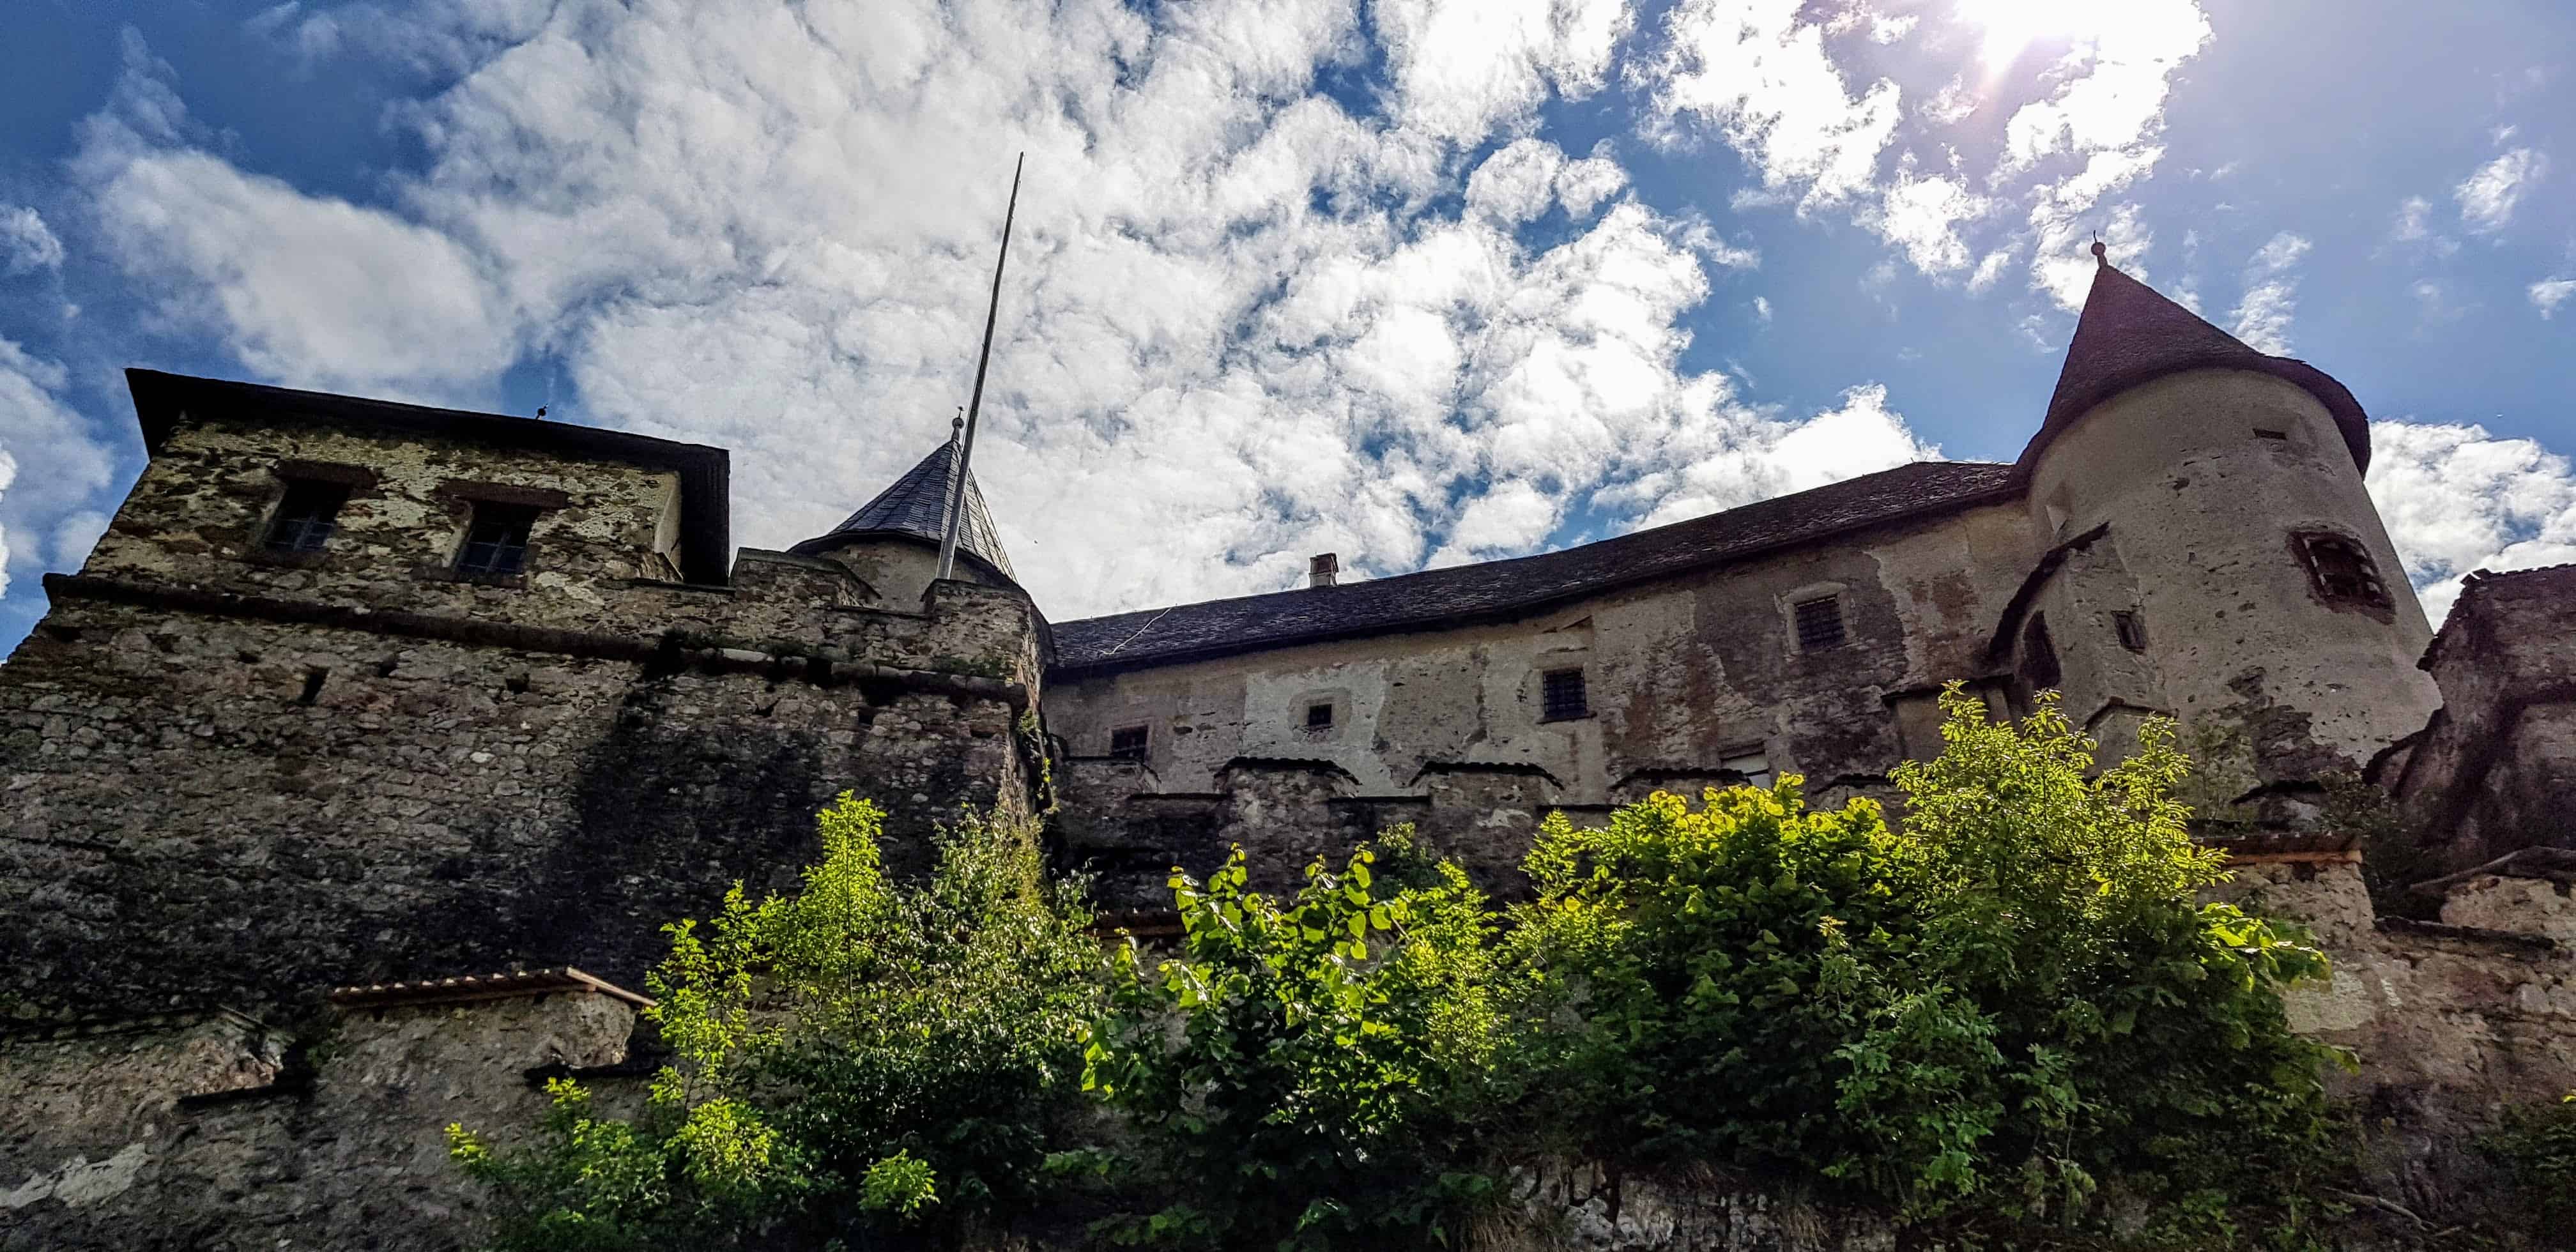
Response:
[790,421,1025,609]
[2012,250,2440,802]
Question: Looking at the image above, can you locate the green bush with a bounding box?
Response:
[448,795,1101,1249]
[1505,687,2347,1237]
[1077,835,1506,1248]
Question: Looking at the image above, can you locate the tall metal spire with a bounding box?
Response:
[937,153,1025,583]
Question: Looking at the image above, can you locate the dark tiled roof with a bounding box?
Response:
[125,369,733,584]
[1055,460,2021,674]
[790,435,1016,581]
[2021,259,2372,472]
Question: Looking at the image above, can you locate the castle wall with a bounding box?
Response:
[2389,565,2576,872]
[89,415,692,624]
[1,985,639,1252]
[1051,500,2037,903]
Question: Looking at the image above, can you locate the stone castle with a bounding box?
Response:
[5,254,2574,1248]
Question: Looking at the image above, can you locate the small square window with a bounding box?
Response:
[1108,726,1149,760]
[265,480,349,553]
[2112,610,2148,652]
[1793,595,1846,650]
[1540,667,1588,722]
[456,503,539,576]
[1306,701,1334,730]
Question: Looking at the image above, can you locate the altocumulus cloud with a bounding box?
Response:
[69,0,1938,618]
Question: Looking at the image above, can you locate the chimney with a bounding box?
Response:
[1308,553,1338,589]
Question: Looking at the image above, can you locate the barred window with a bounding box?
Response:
[2296,533,2390,607]
[456,503,539,576]
[1793,595,1846,650]
[1108,726,1149,760]
[265,480,349,553]
[1540,667,1589,722]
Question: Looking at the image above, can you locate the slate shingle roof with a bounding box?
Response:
[791,435,1016,581]
[2022,257,2372,472]
[1055,460,2023,674]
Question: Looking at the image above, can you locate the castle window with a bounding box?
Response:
[1108,725,1149,761]
[1306,701,1335,731]
[2253,428,2288,441]
[1540,667,1589,722]
[2296,533,2391,608]
[265,480,348,553]
[1721,745,1772,788]
[2021,614,2062,693]
[1793,595,1846,650]
[2112,610,2148,652]
[456,503,539,576]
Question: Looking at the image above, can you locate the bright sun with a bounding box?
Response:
[1957,0,2084,65]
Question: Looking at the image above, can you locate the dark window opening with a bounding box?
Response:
[2253,428,2288,441]
[1793,595,1846,650]
[296,668,328,706]
[1108,726,1149,761]
[2296,533,2391,607]
[456,503,540,576]
[1541,667,1589,722]
[2112,610,2148,652]
[1305,701,1334,730]
[265,480,349,553]
[2021,615,2062,693]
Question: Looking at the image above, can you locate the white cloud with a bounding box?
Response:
[1465,138,1627,224]
[1861,161,1989,274]
[2531,277,2576,318]
[2388,194,2461,257]
[0,207,65,273]
[1371,0,1631,144]
[73,0,1943,621]
[2455,148,2547,234]
[1751,295,1772,322]
[1644,0,1903,208]
[0,339,119,599]
[2228,231,2310,355]
[1993,1,2209,174]
[2368,419,2576,624]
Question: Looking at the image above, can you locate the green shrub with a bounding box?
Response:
[1505,687,2347,1238]
[449,795,1101,1249]
[1077,835,1506,1248]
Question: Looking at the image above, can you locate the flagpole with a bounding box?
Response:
[937,152,1024,583]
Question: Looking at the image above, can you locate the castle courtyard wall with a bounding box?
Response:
[1050,500,2038,902]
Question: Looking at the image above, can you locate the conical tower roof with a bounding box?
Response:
[2018,252,2372,471]
[791,431,1017,581]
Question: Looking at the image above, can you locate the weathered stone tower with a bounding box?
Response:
[2007,248,2443,810]
[0,371,1049,1021]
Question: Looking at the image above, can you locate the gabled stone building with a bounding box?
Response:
[4,252,2573,1249]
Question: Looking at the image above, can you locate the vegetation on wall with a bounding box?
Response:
[448,795,1101,1249]
[456,689,2353,1249]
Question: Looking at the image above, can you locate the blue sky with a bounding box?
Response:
[2,0,2571,655]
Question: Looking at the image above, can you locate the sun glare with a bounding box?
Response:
[1958,0,2082,65]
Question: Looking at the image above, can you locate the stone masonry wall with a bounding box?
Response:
[1,986,638,1252]
[0,578,1037,1020]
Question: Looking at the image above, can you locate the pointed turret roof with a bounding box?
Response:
[2019,252,2372,471]
[790,432,1017,581]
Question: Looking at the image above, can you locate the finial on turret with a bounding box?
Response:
[951,408,965,441]
[2090,232,2106,264]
